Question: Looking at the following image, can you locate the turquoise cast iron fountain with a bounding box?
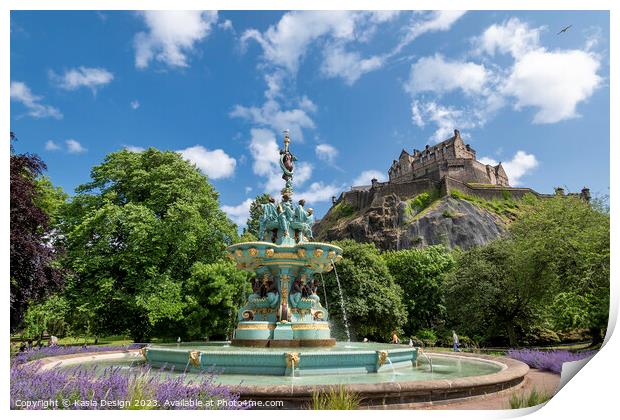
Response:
[145,131,417,376]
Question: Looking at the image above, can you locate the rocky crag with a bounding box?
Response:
[313,193,512,251]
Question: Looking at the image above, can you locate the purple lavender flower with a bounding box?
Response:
[507,348,597,374]
[11,346,244,410]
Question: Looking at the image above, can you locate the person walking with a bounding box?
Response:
[452,330,459,352]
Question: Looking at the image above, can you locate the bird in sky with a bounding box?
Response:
[557,25,573,35]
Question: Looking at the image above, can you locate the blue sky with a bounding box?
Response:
[10,10,609,226]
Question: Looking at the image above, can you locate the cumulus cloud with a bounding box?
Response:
[221,199,253,227]
[352,169,387,186]
[502,49,602,124]
[297,182,343,204]
[134,11,218,69]
[10,81,63,119]
[411,101,484,143]
[65,139,87,154]
[406,54,489,96]
[50,66,114,92]
[130,100,140,110]
[407,17,603,139]
[124,145,145,152]
[473,17,543,58]
[393,11,466,55]
[322,45,384,85]
[315,143,339,164]
[177,145,236,179]
[45,140,60,151]
[230,98,315,142]
[479,151,539,186]
[241,11,360,74]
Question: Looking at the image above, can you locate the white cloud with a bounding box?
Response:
[298,95,317,113]
[177,145,236,179]
[134,11,218,69]
[124,145,145,153]
[130,100,140,110]
[45,140,60,151]
[315,143,339,164]
[479,151,539,186]
[10,81,62,119]
[406,54,489,96]
[50,67,114,92]
[352,169,387,186]
[297,182,343,204]
[245,186,253,194]
[410,101,483,143]
[474,17,542,58]
[230,99,315,142]
[221,199,253,227]
[218,19,234,32]
[502,49,602,124]
[65,139,87,154]
[241,11,360,74]
[393,11,466,55]
[322,44,384,85]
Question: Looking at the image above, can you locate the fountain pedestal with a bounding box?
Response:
[227,242,342,347]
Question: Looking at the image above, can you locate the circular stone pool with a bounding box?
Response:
[38,342,529,407]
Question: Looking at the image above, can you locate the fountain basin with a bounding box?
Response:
[144,342,417,376]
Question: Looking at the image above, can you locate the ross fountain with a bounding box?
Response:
[143,130,418,375]
[41,131,529,407]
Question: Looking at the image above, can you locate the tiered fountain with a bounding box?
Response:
[44,131,527,407]
[144,131,418,376]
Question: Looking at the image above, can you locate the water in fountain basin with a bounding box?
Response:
[331,259,351,342]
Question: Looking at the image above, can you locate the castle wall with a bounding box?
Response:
[442,177,543,201]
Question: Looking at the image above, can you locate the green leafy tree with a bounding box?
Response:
[59,148,237,341]
[244,193,271,239]
[183,260,250,340]
[34,176,68,225]
[321,240,407,341]
[23,294,69,339]
[444,240,551,346]
[383,246,454,334]
[509,195,610,344]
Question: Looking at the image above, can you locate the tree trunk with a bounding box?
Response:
[506,323,517,347]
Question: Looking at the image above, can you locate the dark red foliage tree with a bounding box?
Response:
[10,141,63,331]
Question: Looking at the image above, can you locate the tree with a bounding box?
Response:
[383,246,454,335]
[509,195,610,344]
[320,240,407,341]
[244,193,271,239]
[59,148,238,341]
[10,149,64,331]
[183,260,250,340]
[23,294,69,339]
[444,240,552,347]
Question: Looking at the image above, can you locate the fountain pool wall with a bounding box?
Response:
[36,347,529,408]
[144,343,417,376]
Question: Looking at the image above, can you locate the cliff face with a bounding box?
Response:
[314,194,507,250]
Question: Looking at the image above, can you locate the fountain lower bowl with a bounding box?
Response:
[144,342,416,376]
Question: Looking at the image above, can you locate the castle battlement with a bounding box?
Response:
[388,129,509,187]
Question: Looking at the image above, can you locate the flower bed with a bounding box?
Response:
[506,349,597,374]
[10,345,244,410]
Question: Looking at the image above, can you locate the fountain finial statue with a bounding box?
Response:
[279,129,296,197]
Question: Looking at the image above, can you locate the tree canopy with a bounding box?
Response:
[244,193,271,239]
[10,150,64,331]
[383,246,454,335]
[321,240,407,341]
[58,148,239,341]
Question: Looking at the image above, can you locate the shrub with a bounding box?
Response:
[509,387,552,409]
[311,386,361,410]
[506,349,597,374]
[416,329,437,347]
